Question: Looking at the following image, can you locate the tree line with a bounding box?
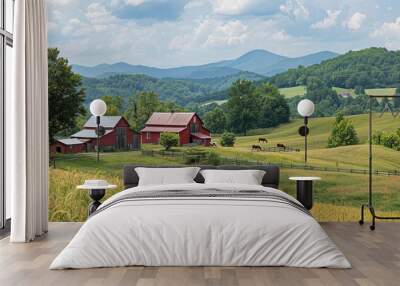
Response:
[269,47,400,89]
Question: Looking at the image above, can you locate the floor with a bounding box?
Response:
[0,222,399,286]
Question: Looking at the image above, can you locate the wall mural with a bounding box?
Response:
[46,0,400,222]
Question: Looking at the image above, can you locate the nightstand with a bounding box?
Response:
[289,177,321,210]
[77,180,117,216]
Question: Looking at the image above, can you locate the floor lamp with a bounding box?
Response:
[90,99,107,162]
[297,99,315,164]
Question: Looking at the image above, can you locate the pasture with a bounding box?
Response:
[49,113,400,223]
[49,147,400,222]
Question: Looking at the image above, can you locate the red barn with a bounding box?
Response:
[51,116,140,154]
[141,112,211,146]
[51,138,88,154]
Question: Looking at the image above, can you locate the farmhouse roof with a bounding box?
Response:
[141,126,186,133]
[71,129,113,139]
[56,138,87,145]
[145,112,196,126]
[84,116,123,128]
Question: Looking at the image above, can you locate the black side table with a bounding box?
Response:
[289,177,321,210]
[77,182,117,216]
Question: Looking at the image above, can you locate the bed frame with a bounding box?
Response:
[123,165,280,190]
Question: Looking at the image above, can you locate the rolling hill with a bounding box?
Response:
[270,47,400,89]
[82,72,262,106]
[72,49,338,79]
[216,113,400,170]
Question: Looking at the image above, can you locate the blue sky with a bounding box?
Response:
[47,0,400,67]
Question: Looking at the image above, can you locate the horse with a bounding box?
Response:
[252,145,262,151]
[277,143,286,150]
[258,138,268,144]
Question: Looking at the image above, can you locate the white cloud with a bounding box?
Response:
[311,10,341,29]
[205,20,248,47]
[211,0,254,15]
[280,0,309,20]
[371,17,400,40]
[124,0,146,6]
[345,12,366,31]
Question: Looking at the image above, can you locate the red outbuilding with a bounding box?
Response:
[51,116,140,154]
[141,112,211,146]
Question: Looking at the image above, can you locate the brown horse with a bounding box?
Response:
[277,143,286,150]
[258,138,268,143]
[252,145,262,151]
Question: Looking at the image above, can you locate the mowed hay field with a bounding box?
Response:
[215,113,400,170]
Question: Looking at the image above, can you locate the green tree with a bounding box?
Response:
[48,48,85,143]
[101,95,124,115]
[204,107,226,133]
[160,132,179,150]
[125,91,184,131]
[327,113,359,147]
[220,132,236,147]
[256,83,290,127]
[125,91,162,131]
[226,80,259,135]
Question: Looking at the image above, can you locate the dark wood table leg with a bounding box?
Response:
[88,189,105,216]
[296,180,313,210]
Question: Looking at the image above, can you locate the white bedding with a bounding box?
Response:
[50,183,351,269]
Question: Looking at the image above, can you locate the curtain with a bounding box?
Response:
[8,0,48,242]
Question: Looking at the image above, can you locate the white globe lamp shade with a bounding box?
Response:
[297,99,315,117]
[90,99,107,116]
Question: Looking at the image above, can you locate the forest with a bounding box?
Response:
[269,47,400,89]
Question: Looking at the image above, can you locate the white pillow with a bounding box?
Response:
[135,167,200,186]
[200,169,265,185]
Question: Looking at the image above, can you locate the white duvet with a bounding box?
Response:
[50,183,351,269]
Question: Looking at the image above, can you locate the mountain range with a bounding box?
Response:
[72,50,338,79]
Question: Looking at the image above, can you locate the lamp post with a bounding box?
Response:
[90,99,107,162]
[297,99,315,164]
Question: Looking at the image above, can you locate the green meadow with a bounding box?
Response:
[278,85,396,98]
[49,113,400,222]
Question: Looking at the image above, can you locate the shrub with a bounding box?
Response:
[160,132,179,150]
[220,132,236,147]
[372,129,400,151]
[327,113,359,148]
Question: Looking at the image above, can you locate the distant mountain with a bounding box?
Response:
[72,49,338,79]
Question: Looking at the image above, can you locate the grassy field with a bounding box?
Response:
[49,155,400,222]
[278,85,396,98]
[238,113,400,149]
[278,86,306,98]
[49,113,400,223]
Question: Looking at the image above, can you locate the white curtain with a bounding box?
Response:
[8,0,49,242]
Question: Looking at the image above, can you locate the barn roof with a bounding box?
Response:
[145,112,196,126]
[84,116,123,128]
[71,129,113,139]
[141,126,186,133]
[191,132,211,139]
[56,138,87,145]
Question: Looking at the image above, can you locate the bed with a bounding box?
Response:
[50,165,350,269]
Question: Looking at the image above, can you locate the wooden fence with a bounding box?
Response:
[142,150,400,177]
